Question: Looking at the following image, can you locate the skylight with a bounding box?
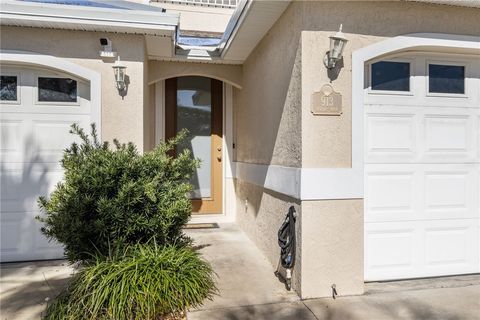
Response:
[177,35,222,47]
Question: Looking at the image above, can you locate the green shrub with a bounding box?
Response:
[44,244,217,320]
[38,123,199,262]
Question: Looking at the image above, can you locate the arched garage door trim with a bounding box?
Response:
[300,33,480,201]
[0,49,102,135]
[352,33,480,280]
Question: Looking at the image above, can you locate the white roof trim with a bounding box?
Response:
[220,0,291,62]
[407,0,480,8]
[0,0,179,36]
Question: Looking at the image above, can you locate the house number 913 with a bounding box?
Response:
[311,84,342,116]
[321,95,334,107]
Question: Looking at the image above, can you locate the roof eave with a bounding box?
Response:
[219,0,291,62]
[0,0,179,36]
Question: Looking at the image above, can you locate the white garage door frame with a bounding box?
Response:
[0,49,102,131]
[351,33,480,280]
[0,50,101,261]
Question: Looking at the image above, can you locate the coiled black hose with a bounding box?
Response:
[278,206,296,269]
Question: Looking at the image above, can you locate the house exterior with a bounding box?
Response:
[1,0,479,299]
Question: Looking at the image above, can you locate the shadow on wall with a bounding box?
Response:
[327,57,344,82]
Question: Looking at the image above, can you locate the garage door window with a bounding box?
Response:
[0,75,18,102]
[38,77,77,103]
[428,64,465,94]
[371,61,410,92]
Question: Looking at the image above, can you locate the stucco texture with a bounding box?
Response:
[234,1,303,168]
[301,199,364,299]
[235,179,302,295]
[0,26,147,151]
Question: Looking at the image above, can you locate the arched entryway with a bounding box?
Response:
[150,75,235,219]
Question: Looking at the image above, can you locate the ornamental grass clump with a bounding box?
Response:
[37,123,199,262]
[44,244,217,320]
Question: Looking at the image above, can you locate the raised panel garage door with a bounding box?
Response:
[1,66,91,262]
[364,54,480,281]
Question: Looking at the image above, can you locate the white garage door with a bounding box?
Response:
[1,66,91,262]
[364,53,480,281]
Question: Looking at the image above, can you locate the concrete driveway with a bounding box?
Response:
[0,260,73,320]
[189,281,480,320]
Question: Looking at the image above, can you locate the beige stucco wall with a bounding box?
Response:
[234,1,480,299]
[232,4,303,292]
[234,2,302,167]
[235,179,302,295]
[150,2,234,36]
[301,199,364,299]
[0,26,147,151]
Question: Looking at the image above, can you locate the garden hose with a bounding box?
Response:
[278,206,296,270]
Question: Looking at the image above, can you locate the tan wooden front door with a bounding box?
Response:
[165,77,223,214]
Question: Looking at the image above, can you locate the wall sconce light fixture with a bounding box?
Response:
[323,24,348,69]
[112,56,127,91]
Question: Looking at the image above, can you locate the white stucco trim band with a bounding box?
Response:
[233,162,362,200]
[0,49,102,137]
[300,168,363,200]
[234,162,301,199]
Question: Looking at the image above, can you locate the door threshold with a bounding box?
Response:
[184,222,220,229]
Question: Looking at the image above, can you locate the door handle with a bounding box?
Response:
[217,156,222,162]
[217,147,222,152]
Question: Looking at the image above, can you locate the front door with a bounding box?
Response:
[165,77,223,214]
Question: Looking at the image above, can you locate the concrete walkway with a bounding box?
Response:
[187,224,480,320]
[185,224,299,310]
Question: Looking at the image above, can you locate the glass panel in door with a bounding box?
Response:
[177,77,212,199]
